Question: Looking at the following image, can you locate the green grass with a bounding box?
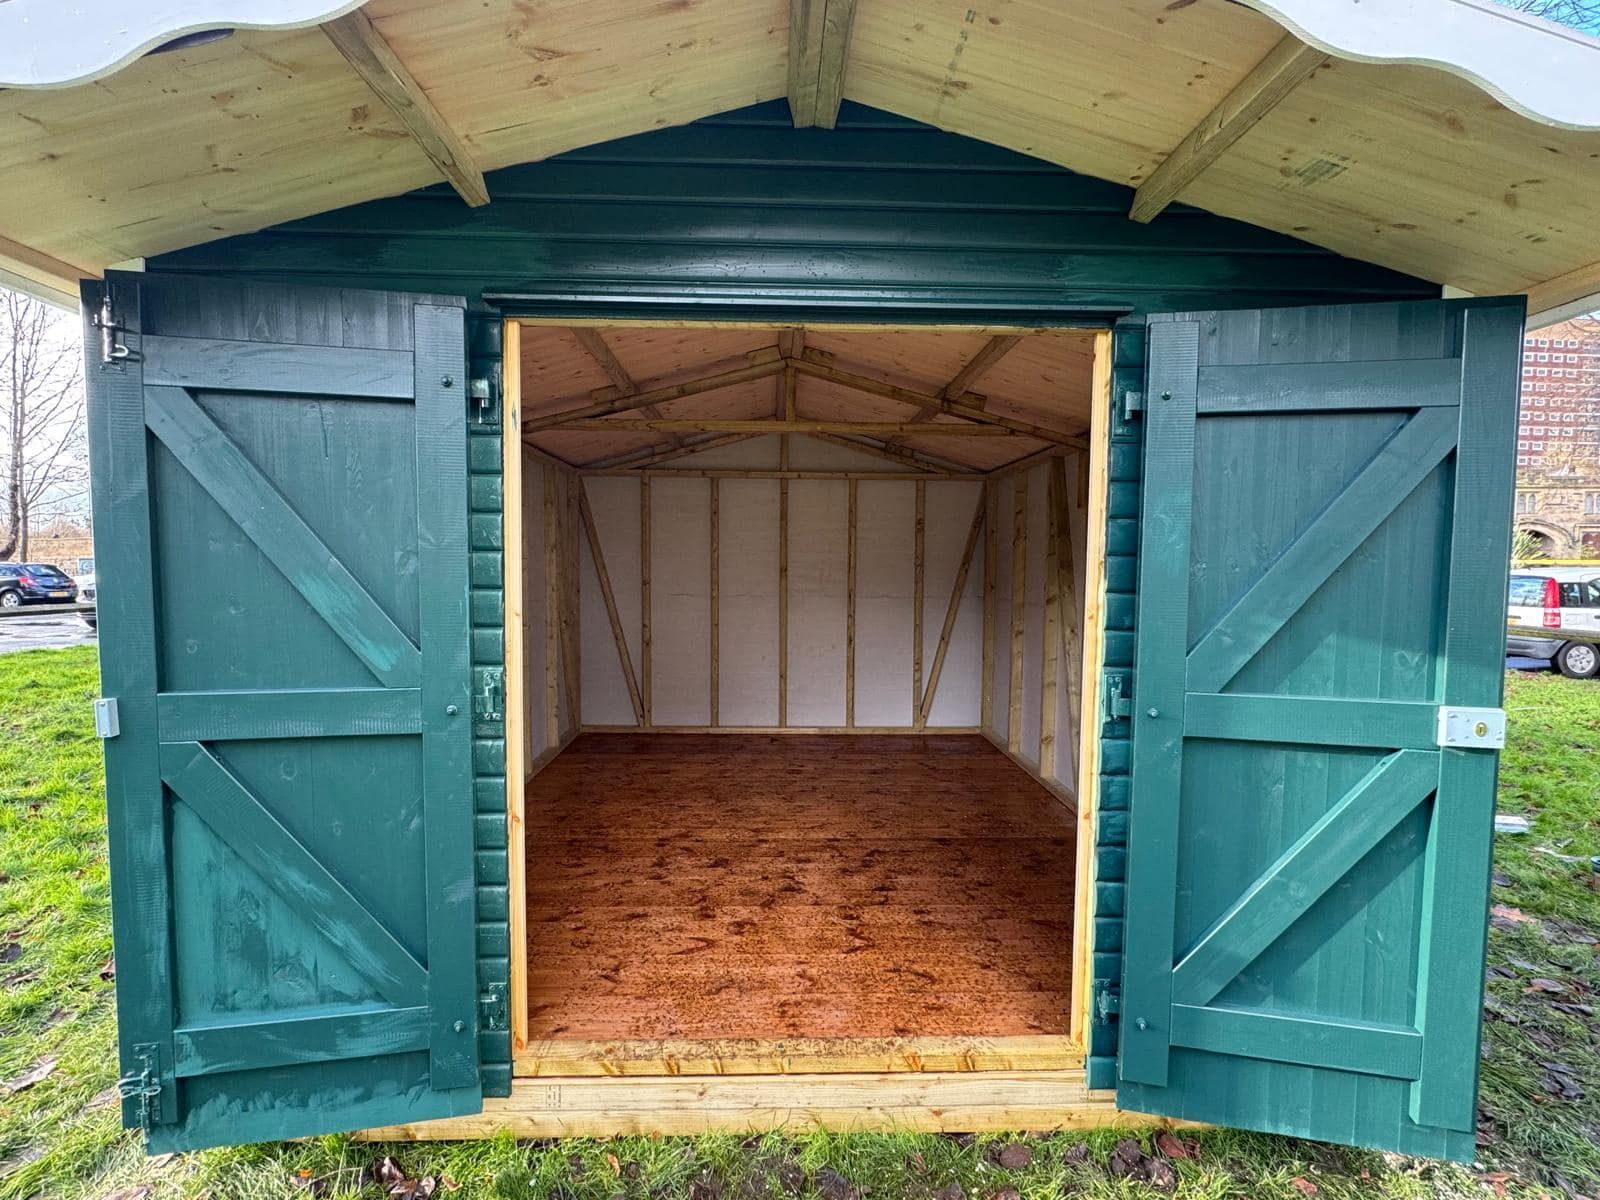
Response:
[2,647,1597,1200]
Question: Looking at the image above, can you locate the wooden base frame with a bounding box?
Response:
[474,319,1122,1141]
[361,1070,1138,1140]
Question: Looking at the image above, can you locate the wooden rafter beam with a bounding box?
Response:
[585,433,762,471]
[322,8,489,207]
[793,352,1088,449]
[788,0,858,129]
[806,432,959,474]
[889,334,1024,447]
[571,327,686,450]
[1129,34,1329,224]
[523,360,786,432]
[555,419,1014,437]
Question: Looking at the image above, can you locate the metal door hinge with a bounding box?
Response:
[1103,672,1132,721]
[1121,390,1143,421]
[92,290,136,366]
[469,373,498,424]
[476,667,504,722]
[479,983,508,1031]
[1094,981,1121,1025]
[93,698,120,739]
[116,1043,163,1130]
[1437,705,1506,750]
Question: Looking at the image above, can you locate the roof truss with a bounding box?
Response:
[787,0,858,129]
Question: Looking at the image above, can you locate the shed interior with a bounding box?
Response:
[505,322,1108,1075]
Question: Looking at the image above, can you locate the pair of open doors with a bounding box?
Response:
[84,275,1520,1159]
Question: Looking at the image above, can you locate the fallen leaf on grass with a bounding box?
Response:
[1290,1177,1320,1196]
[2,1056,56,1093]
[101,1188,152,1200]
[0,942,20,963]
[1480,1173,1511,1199]
[1155,1132,1192,1159]
[995,1143,1032,1170]
[1527,978,1568,995]
[1492,905,1535,927]
[98,957,115,981]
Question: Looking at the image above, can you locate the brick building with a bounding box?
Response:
[1514,317,1600,558]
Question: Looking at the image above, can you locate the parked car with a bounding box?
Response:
[79,575,96,629]
[1508,566,1600,678]
[0,562,79,608]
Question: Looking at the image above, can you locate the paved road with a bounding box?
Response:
[0,610,96,654]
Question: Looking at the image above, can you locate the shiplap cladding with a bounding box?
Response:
[984,457,1089,794]
[571,441,985,730]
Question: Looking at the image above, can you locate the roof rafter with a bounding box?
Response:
[886,334,1023,449]
[555,418,1015,437]
[571,327,688,450]
[787,0,858,130]
[322,7,489,207]
[795,351,1088,449]
[1129,34,1329,224]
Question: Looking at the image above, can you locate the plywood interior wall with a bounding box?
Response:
[572,438,987,732]
[985,456,1089,797]
[522,449,580,772]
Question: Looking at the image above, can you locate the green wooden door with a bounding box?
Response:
[83,275,482,1152]
[1116,299,1524,1160]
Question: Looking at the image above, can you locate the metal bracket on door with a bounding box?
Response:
[92,290,135,366]
[116,1043,164,1130]
[93,698,120,739]
[1436,706,1506,749]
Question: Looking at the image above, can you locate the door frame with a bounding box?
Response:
[500,316,1116,1079]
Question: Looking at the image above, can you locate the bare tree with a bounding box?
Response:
[0,290,86,561]
[1505,0,1600,29]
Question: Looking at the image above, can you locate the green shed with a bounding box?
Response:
[4,0,1598,1162]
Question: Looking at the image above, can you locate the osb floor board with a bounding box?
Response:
[525,734,1076,1041]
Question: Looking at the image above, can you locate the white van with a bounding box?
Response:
[1508,567,1600,677]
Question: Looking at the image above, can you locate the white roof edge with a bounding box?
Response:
[1529,291,1600,329]
[1236,0,1600,131]
[0,1,363,89]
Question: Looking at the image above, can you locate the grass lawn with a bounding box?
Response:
[3,645,1598,1200]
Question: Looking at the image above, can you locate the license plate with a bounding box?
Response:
[49,591,68,598]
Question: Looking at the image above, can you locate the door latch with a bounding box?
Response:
[1436,705,1506,749]
[92,290,135,366]
[469,374,498,425]
[1103,672,1132,721]
[93,698,120,739]
[1120,390,1143,421]
[479,983,508,1032]
[1094,981,1121,1025]
[116,1043,164,1130]
[475,667,504,723]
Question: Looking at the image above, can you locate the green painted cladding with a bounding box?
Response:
[1115,299,1524,1161]
[466,314,512,1097]
[151,102,1437,320]
[138,102,1451,1125]
[83,274,483,1150]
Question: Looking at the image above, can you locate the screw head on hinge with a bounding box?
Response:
[1136,1018,1149,1031]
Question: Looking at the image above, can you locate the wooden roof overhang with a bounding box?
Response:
[2,0,1598,320]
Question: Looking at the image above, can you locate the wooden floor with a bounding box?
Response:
[525,734,1076,1042]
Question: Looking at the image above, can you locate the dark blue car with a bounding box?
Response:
[0,562,79,608]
